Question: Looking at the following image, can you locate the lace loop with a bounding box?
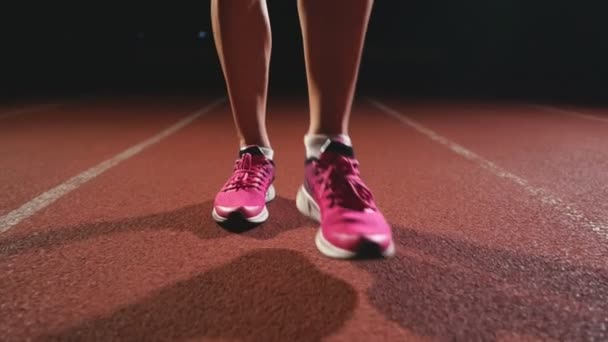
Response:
[316,156,375,210]
[222,154,269,192]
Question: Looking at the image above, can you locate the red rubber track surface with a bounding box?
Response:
[0,95,209,217]
[1,96,607,341]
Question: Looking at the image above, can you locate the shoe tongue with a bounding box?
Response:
[239,146,265,158]
[320,139,354,158]
[237,153,253,170]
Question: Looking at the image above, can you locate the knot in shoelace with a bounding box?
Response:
[316,156,375,210]
[223,154,269,192]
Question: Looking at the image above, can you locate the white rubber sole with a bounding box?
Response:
[296,184,396,259]
[212,184,276,224]
[296,184,321,222]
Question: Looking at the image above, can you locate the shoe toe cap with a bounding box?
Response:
[213,205,264,217]
[322,211,393,252]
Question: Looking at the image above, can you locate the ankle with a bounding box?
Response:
[240,145,274,160]
[239,136,271,149]
[304,133,352,158]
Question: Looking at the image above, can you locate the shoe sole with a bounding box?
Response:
[296,185,396,259]
[212,184,276,224]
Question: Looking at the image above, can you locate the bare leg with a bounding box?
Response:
[211,0,272,148]
[297,0,374,136]
[295,1,394,259]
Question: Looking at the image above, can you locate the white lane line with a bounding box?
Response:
[368,98,608,239]
[0,102,66,119]
[0,97,225,233]
[0,92,98,120]
[530,104,608,124]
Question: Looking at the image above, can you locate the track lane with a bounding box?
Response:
[0,98,415,341]
[0,97,606,341]
[353,100,608,341]
[0,96,215,217]
[372,99,608,240]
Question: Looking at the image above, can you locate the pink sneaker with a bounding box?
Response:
[296,140,395,258]
[212,146,276,224]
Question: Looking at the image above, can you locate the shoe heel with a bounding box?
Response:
[265,184,276,202]
[296,185,321,222]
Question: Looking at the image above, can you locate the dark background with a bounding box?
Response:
[2,1,607,102]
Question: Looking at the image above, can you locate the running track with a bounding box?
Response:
[1,94,607,341]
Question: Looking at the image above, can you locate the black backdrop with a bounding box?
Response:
[2,1,607,102]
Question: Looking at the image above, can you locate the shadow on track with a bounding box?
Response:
[0,196,314,258]
[357,226,608,341]
[43,248,356,342]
